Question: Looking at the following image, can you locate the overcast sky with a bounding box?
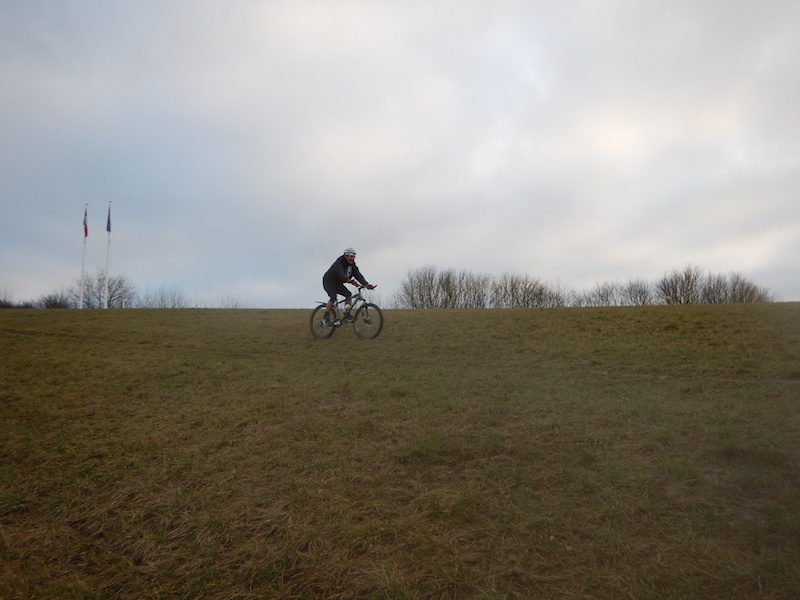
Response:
[2,0,799,308]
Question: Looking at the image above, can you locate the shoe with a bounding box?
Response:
[321,316,334,326]
[343,315,355,323]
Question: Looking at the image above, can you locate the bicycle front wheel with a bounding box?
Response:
[353,303,384,339]
[310,304,336,339]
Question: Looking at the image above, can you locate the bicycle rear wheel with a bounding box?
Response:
[353,303,383,339]
[310,304,336,339]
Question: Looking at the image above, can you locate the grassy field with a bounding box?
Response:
[2,303,799,600]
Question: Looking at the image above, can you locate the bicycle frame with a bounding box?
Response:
[319,288,367,324]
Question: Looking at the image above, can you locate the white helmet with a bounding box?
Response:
[343,247,356,256]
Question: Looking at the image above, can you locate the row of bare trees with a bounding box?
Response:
[2,265,774,310]
[1,270,245,309]
[654,266,771,304]
[391,265,773,309]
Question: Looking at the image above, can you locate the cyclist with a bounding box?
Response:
[321,247,375,326]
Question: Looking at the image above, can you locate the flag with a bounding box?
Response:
[83,208,88,237]
[106,206,111,233]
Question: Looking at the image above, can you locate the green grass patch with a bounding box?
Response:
[2,303,799,599]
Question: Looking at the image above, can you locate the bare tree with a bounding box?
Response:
[622,278,654,306]
[490,273,517,308]
[394,267,492,309]
[0,290,36,308]
[395,268,562,309]
[70,269,137,308]
[218,295,247,309]
[490,273,555,308]
[658,266,771,305]
[37,287,73,308]
[728,272,773,303]
[545,279,571,307]
[437,268,460,308]
[0,289,15,308]
[138,284,191,308]
[587,281,624,307]
[702,273,730,304]
[656,265,704,305]
[394,265,440,308]
[464,270,491,308]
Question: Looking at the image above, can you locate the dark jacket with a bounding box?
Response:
[324,255,368,286]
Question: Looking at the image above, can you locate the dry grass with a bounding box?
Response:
[2,303,799,599]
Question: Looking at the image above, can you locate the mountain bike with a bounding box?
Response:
[310,284,384,340]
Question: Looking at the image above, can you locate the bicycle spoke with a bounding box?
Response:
[309,304,336,339]
[353,303,384,339]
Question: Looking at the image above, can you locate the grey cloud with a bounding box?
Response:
[1,0,798,306]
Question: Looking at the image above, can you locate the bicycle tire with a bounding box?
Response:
[310,304,336,339]
[353,303,384,339]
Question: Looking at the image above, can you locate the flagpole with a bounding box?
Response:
[104,201,112,309]
[80,204,88,309]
